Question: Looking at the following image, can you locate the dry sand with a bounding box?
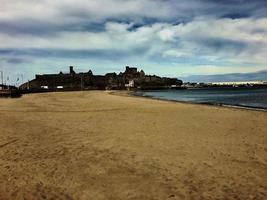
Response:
[0,91,267,200]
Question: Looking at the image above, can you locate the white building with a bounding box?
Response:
[209,81,267,86]
[125,80,135,88]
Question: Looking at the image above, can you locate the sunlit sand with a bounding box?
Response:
[0,91,266,199]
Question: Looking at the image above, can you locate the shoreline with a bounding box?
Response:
[2,89,266,112]
[126,90,267,113]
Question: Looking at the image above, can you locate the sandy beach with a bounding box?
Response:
[0,91,266,200]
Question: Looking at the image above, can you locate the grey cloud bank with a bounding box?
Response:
[183,70,267,83]
[0,0,267,84]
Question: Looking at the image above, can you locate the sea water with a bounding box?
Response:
[135,88,267,110]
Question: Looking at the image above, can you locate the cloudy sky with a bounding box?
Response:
[0,0,267,84]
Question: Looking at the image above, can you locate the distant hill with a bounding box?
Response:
[183,70,267,83]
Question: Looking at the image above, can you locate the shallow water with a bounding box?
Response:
[135,88,267,110]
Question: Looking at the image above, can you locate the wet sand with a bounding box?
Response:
[0,91,267,200]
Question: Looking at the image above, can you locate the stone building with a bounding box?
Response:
[20,66,183,91]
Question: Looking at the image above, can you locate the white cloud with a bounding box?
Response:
[0,0,175,25]
[162,50,190,58]
[0,17,267,60]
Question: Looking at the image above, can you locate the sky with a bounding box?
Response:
[0,0,267,85]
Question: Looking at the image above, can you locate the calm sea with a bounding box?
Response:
[135,88,267,110]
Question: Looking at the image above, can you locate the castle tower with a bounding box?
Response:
[69,66,75,74]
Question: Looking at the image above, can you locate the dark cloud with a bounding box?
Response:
[184,70,267,82]
[5,57,30,64]
[0,47,148,60]
[0,20,106,36]
[195,38,248,54]
[167,0,267,20]
[221,13,251,19]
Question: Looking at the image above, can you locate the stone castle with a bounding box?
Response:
[20,66,183,91]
